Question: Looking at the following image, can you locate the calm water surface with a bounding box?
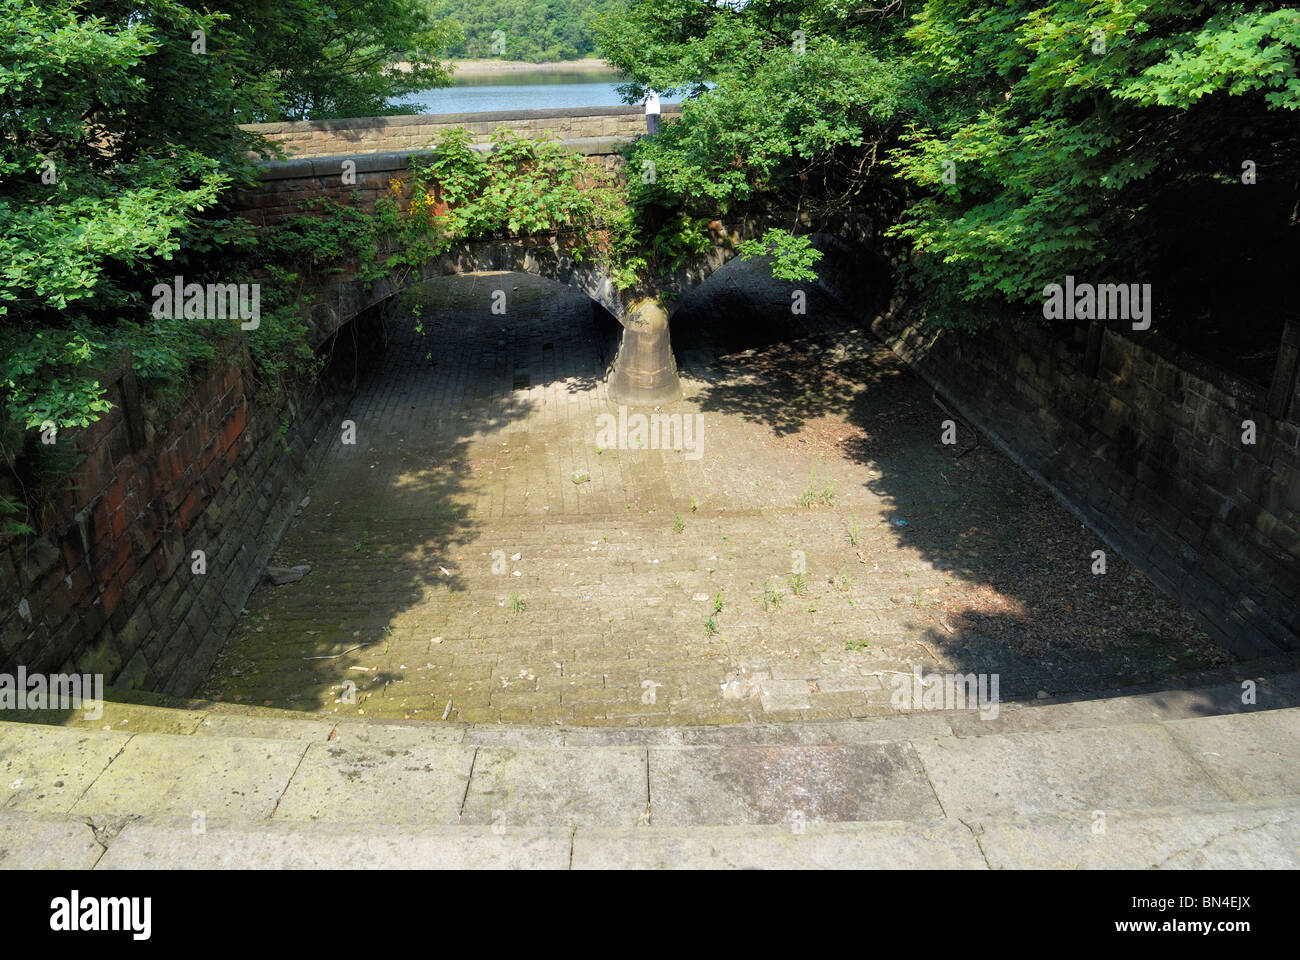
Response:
[400,68,681,114]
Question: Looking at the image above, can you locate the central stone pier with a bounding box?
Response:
[607,298,682,405]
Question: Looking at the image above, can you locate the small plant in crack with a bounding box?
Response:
[797,467,835,508]
[845,517,861,546]
[756,584,784,611]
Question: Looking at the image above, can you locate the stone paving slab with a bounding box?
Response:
[648,742,941,826]
[946,678,1300,738]
[460,746,647,827]
[572,820,985,869]
[1,725,131,813]
[972,800,1300,869]
[911,724,1229,818]
[71,733,306,820]
[324,720,467,749]
[193,713,336,741]
[0,811,104,869]
[559,713,957,746]
[462,725,567,748]
[95,818,570,869]
[1164,709,1300,803]
[274,742,476,824]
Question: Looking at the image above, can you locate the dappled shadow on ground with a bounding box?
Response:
[674,256,1231,702]
[198,258,1240,724]
[199,272,621,713]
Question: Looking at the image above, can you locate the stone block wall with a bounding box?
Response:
[870,304,1300,658]
[241,105,680,159]
[237,140,624,231]
[0,342,353,697]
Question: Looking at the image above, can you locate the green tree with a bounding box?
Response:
[595,0,919,274]
[433,0,613,62]
[0,0,254,434]
[207,0,461,120]
[886,0,1300,332]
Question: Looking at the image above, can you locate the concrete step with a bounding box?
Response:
[3,799,1297,869]
[4,667,1298,867]
[3,703,1297,832]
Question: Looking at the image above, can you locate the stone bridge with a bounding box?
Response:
[235,106,764,405]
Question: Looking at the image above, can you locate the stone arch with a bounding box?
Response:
[298,234,747,407]
[292,213,877,407]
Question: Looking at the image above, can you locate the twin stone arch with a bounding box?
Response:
[302,219,866,406]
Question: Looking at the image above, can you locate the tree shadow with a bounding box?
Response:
[673,252,1241,706]
[198,272,619,712]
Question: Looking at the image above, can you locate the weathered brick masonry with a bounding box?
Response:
[241,105,681,160]
[868,300,1300,658]
[0,344,353,696]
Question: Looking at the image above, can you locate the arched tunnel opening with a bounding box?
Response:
[668,238,892,372]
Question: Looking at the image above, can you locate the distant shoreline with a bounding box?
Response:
[396,58,621,77]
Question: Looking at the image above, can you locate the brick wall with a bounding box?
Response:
[0,339,355,697]
[241,105,680,159]
[869,302,1300,658]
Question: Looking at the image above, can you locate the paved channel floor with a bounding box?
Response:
[199,263,1225,724]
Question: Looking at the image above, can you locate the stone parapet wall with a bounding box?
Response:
[242,105,680,159]
[237,142,624,230]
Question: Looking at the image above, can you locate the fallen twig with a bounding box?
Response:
[302,642,376,660]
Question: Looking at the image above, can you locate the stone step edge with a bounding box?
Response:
[3,684,1299,755]
[3,655,1297,745]
[5,798,1298,870]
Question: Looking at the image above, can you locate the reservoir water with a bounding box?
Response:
[399,66,681,114]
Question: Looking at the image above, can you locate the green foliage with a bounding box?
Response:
[432,0,613,62]
[597,0,921,285]
[208,0,460,120]
[266,127,641,289]
[886,0,1300,328]
[738,229,824,283]
[0,0,362,474]
[845,517,862,546]
[599,0,1298,336]
[0,0,257,438]
[0,330,113,431]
